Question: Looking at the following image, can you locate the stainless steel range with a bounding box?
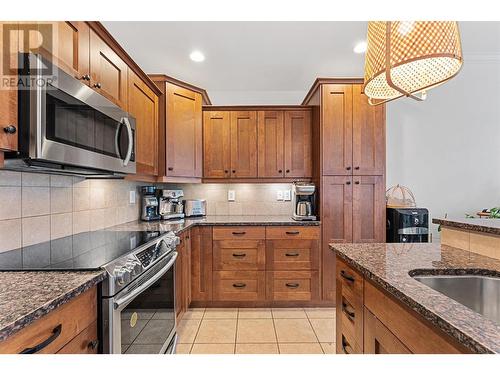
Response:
[0,228,180,354]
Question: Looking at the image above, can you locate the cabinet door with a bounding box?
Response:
[364,308,411,354]
[352,84,385,175]
[31,22,90,82]
[321,176,353,301]
[166,84,202,177]
[190,226,213,301]
[352,175,385,243]
[230,111,258,178]
[183,231,192,310]
[128,70,159,176]
[89,29,127,108]
[0,22,18,151]
[257,111,284,178]
[203,111,231,178]
[322,84,353,175]
[284,110,312,178]
[175,235,185,321]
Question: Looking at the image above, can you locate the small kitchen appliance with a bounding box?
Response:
[183,199,207,217]
[141,186,160,221]
[159,189,185,220]
[292,182,317,221]
[386,207,429,243]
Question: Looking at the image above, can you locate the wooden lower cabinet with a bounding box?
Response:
[213,239,266,271]
[266,271,319,301]
[335,255,471,354]
[0,287,97,354]
[190,226,213,302]
[175,230,191,321]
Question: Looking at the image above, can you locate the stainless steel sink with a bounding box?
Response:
[413,275,500,324]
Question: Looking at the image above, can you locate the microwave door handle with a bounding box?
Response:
[113,252,178,310]
[121,117,133,166]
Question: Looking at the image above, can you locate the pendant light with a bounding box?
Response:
[363,21,463,105]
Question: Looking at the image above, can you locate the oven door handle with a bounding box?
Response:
[113,252,178,310]
[121,117,133,167]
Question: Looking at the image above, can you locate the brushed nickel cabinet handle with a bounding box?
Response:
[93,82,102,89]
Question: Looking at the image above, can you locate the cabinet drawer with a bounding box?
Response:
[266,239,319,270]
[0,287,97,354]
[336,257,363,301]
[213,226,265,240]
[213,271,266,301]
[337,332,362,354]
[57,321,98,354]
[266,271,319,301]
[336,289,363,350]
[213,239,265,270]
[265,226,320,240]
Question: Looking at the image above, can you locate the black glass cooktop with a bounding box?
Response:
[0,230,165,271]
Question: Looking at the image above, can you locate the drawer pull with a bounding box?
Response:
[285,231,300,235]
[232,253,247,258]
[87,339,99,351]
[19,324,62,354]
[231,231,246,235]
[232,283,246,289]
[285,252,300,257]
[341,336,353,354]
[340,270,355,283]
[341,302,356,320]
[285,283,300,289]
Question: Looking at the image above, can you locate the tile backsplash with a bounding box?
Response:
[0,171,142,253]
[0,170,294,253]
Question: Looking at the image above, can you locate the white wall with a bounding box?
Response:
[386,57,500,238]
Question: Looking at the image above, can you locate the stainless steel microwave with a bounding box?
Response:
[5,53,136,177]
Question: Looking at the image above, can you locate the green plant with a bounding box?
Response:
[489,207,500,218]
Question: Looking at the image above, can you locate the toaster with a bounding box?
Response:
[183,199,207,217]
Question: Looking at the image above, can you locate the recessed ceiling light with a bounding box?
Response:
[353,41,367,54]
[189,50,205,62]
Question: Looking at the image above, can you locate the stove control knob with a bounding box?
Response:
[126,259,143,276]
[114,266,131,285]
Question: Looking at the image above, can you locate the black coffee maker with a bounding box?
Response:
[386,208,429,243]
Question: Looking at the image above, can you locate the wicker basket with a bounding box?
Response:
[386,184,416,208]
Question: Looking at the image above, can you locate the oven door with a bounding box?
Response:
[21,53,136,175]
[108,252,177,354]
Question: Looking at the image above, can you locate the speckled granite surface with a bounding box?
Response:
[112,215,320,234]
[0,270,105,342]
[433,217,500,235]
[331,242,500,354]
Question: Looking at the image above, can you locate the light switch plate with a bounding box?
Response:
[277,190,284,201]
[228,190,236,201]
[129,190,136,204]
[283,189,291,201]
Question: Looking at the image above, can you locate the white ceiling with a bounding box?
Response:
[103,21,500,104]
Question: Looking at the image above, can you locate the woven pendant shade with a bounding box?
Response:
[364,21,463,105]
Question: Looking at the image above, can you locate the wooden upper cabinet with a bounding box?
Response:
[257,111,284,178]
[166,83,202,178]
[30,22,90,82]
[352,84,385,176]
[230,111,257,178]
[352,175,385,243]
[0,22,18,151]
[89,29,127,108]
[128,70,159,176]
[322,84,353,175]
[284,110,312,178]
[203,111,231,178]
[321,175,353,301]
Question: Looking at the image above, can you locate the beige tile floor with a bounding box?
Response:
[175,307,336,354]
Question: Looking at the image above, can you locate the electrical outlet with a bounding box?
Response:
[129,190,136,204]
[228,190,235,201]
[277,190,284,201]
[283,189,291,201]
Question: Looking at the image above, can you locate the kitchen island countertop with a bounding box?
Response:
[331,242,500,354]
[433,217,500,236]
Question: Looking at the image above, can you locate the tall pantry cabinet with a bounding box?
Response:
[304,79,386,302]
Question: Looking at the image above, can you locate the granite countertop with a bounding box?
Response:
[0,270,105,343]
[433,217,500,236]
[112,215,320,234]
[331,242,500,354]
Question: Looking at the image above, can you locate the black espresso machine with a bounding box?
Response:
[386,208,429,243]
